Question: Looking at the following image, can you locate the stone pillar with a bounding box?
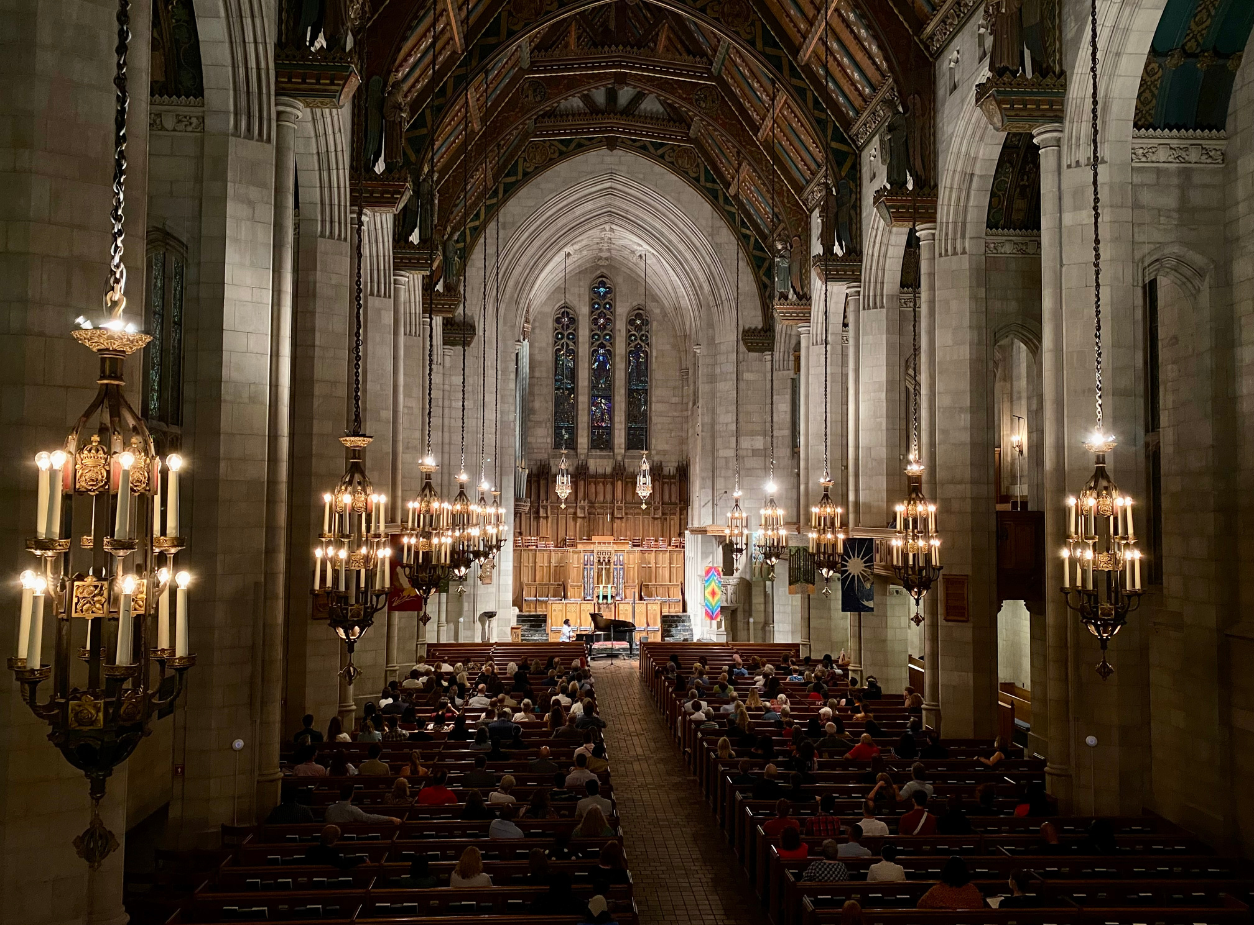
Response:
[917,224,941,732]
[257,98,303,814]
[846,284,862,524]
[1033,123,1073,807]
[384,272,406,684]
[798,323,811,519]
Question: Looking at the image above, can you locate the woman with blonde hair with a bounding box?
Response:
[745,688,763,710]
[400,750,430,779]
[450,846,492,887]
[840,900,863,925]
[575,805,616,839]
[717,737,734,760]
[384,777,412,805]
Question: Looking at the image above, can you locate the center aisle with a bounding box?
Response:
[594,658,769,925]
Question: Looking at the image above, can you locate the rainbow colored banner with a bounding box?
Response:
[703,566,722,621]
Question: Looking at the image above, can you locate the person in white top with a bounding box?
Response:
[866,844,907,882]
[488,775,518,804]
[468,685,492,708]
[450,847,493,886]
[898,762,934,802]
[858,801,890,837]
[559,619,575,642]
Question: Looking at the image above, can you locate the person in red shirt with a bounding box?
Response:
[762,798,801,838]
[416,769,458,805]
[777,825,810,860]
[898,790,938,836]
[845,733,881,761]
[805,793,842,837]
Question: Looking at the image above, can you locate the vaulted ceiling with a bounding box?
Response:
[362,0,943,294]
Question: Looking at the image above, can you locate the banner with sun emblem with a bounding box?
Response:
[703,565,722,621]
[841,538,875,613]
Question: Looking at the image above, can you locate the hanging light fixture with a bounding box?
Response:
[635,251,653,509]
[890,277,942,625]
[398,10,447,622]
[726,158,751,568]
[808,30,844,591]
[1061,0,1142,679]
[313,49,390,681]
[7,0,195,867]
[486,163,508,557]
[555,249,574,509]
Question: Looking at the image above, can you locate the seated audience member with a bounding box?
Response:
[592,841,630,893]
[291,744,327,777]
[1015,780,1054,818]
[898,791,938,836]
[806,793,841,837]
[937,794,974,834]
[460,790,495,820]
[866,770,898,807]
[400,668,424,691]
[293,714,324,746]
[530,745,561,774]
[416,769,458,805]
[525,848,552,886]
[357,718,383,743]
[305,824,364,869]
[817,723,851,757]
[327,750,357,778]
[867,843,906,882]
[526,788,558,819]
[899,762,933,802]
[730,759,757,787]
[383,778,412,806]
[382,715,406,741]
[858,801,889,837]
[752,763,786,800]
[1038,821,1067,854]
[775,824,808,860]
[326,716,351,743]
[554,714,583,741]
[551,770,579,802]
[396,856,438,888]
[845,733,881,761]
[489,803,526,839]
[1085,818,1119,855]
[530,873,586,915]
[575,806,616,839]
[763,799,800,837]
[999,869,1043,908]
[489,775,518,805]
[919,730,949,759]
[917,856,986,909]
[974,782,999,815]
[325,783,402,825]
[462,754,496,790]
[587,742,610,773]
[357,743,391,776]
[444,714,472,742]
[450,846,493,887]
[565,753,598,792]
[577,779,613,821]
[468,684,492,708]
[801,840,849,882]
[266,786,315,824]
[838,824,872,858]
[839,900,863,925]
[978,735,1009,767]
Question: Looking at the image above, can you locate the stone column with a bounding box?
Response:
[257,98,303,814]
[1033,123,1073,807]
[798,322,811,520]
[845,284,862,524]
[384,272,407,684]
[917,224,941,732]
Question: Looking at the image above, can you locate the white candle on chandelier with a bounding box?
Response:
[377,495,386,532]
[1125,498,1135,540]
[322,493,333,534]
[166,454,183,536]
[157,567,171,650]
[341,493,353,536]
[1132,550,1141,590]
[376,547,388,590]
[34,453,51,540]
[369,494,379,533]
[930,538,940,567]
[314,548,324,590]
[15,570,35,661]
[152,455,162,537]
[174,571,190,658]
[115,574,136,666]
[28,576,47,667]
[337,548,347,591]
[927,503,936,534]
[48,450,66,540]
[359,545,367,591]
[1061,549,1071,590]
[1083,548,1094,590]
[325,546,334,587]
[115,452,135,540]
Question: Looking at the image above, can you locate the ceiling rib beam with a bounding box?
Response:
[798,0,841,65]
[444,0,464,54]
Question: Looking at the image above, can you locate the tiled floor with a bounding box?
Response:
[595,658,768,925]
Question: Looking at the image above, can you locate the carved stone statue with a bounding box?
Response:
[881,110,910,189]
[382,87,407,171]
[418,173,434,242]
[364,76,385,172]
[821,176,854,257]
[789,235,808,299]
[989,0,1025,76]
[773,245,790,298]
[443,236,462,289]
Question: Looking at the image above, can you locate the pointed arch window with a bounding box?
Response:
[553,307,577,450]
[626,308,650,451]
[589,277,614,451]
[144,229,188,454]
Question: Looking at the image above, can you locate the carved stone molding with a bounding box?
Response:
[873,187,937,228]
[1131,130,1226,166]
[275,47,358,109]
[812,253,862,283]
[923,0,984,56]
[975,72,1068,133]
[149,97,204,133]
[773,300,811,326]
[984,231,1041,256]
[742,326,774,353]
[851,80,900,149]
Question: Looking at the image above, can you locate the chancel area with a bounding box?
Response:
[4,0,1254,922]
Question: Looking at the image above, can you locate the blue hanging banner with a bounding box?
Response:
[841,537,875,613]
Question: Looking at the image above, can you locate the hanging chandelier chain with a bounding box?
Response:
[493,144,502,487]
[821,21,831,482]
[351,44,367,436]
[479,125,489,484]
[1089,0,1103,431]
[424,6,437,459]
[107,0,130,307]
[459,0,469,475]
[912,295,920,460]
[734,158,741,492]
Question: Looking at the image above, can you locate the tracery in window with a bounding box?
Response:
[552,307,577,450]
[589,278,614,451]
[144,230,187,453]
[626,308,649,451]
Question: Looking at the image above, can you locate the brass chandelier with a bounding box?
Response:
[807,40,844,591]
[313,66,389,683]
[1061,0,1142,679]
[891,275,942,625]
[8,0,194,868]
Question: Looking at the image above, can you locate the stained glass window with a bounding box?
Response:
[589,278,614,451]
[144,233,187,452]
[552,307,577,450]
[626,308,649,451]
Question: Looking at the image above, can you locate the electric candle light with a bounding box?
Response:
[322,493,333,534]
[369,494,379,533]
[174,571,191,658]
[115,452,135,540]
[376,495,386,532]
[157,567,171,650]
[28,576,47,668]
[35,452,51,540]
[48,450,66,539]
[314,548,324,589]
[151,455,162,537]
[1062,548,1071,590]
[338,548,347,591]
[15,570,34,661]
[115,574,136,666]
[166,454,183,536]
[341,493,353,534]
